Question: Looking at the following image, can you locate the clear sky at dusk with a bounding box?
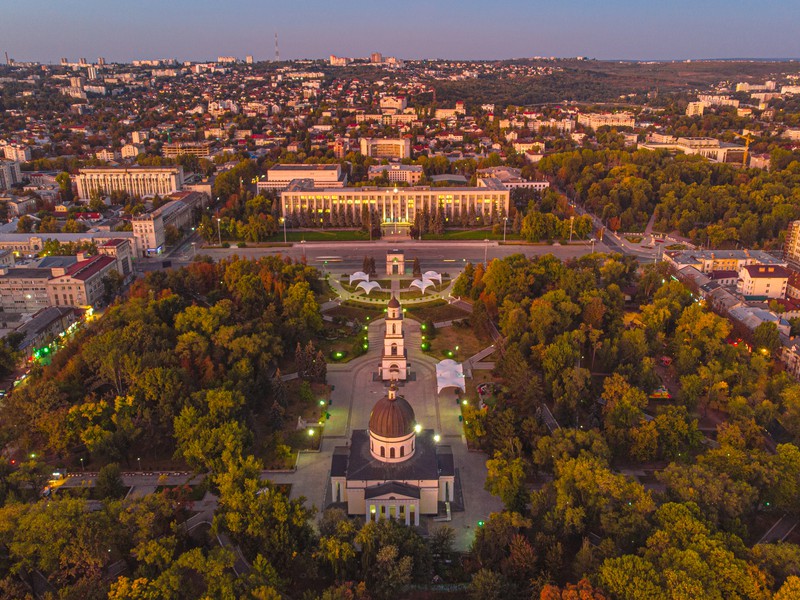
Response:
[1,0,798,63]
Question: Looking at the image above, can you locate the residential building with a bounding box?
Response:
[257,164,346,191]
[121,144,144,159]
[784,220,800,270]
[3,145,31,162]
[75,166,184,199]
[48,254,117,307]
[686,101,706,116]
[698,94,740,108]
[0,160,22,190]
[131,197,197,256]
[97,238,134,280]
[280,178,509,224]
[359,138,411,160]
[14,306,79,360]
[577,112,635,129]
[163,141,213,158]
[737,264,789,299]
[0,195,37,217]
[367,164,423,185]
[131,131,149,145]
[0,267,52,311]
[0,232,138,257]
[95,148,121,161]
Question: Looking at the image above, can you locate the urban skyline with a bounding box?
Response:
[2,0,800,63]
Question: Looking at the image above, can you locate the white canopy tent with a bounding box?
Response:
[422,271,442,285]
[356,280,383,295]
[349,271,370,285]
[410,278,436,294]
[436,359,465,394]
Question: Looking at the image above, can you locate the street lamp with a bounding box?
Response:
[137,457,141,471]
[216,218,222,247]
[280,217,287,243]
[483,239,489,265]
[503,216,508,243]
[569,215,574,243]
[590,238,596,253]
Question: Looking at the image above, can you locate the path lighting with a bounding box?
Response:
[414,424,422,433]
[308,428,315,437]
[363,343,368,350]
[319,400,326,406]
[462,399,468,405]
[434,434,441,443]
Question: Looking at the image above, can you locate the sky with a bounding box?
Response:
[1,0,799,63]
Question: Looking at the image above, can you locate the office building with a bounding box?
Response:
[665,249,783,274]
[280,178,509,224]
[638,137,746,163]
[359,138,411,160]
[476,166,550,191]
[783,220,800,270]
[75,166,184,199]
[47,254,117,307]
[257,164,346,191]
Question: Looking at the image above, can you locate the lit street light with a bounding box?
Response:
[216,218,222,247]
[503,216,508,243]
[483,239,489,264]
[137,457,141,471]
[280,217,287,243]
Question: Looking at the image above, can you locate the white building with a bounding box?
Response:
[381,295,407,381]
[476,166,550,191]
[737,264,789,299]
[280,179,509,224]
[686,102,706,117]
[121,144,144,159]
[257,164,346,191]
[75,166,184,199]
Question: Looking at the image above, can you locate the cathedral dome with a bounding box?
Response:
[388,295,400,309]
[369,385,415,439]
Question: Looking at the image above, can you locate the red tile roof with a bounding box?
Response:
[62,255,116,281]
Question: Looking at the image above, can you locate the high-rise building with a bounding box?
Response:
[0,160,22,190]
[245,55,253,64]
[97,57,106,66]
[784,221,800,270]
[3,145,31,162]
[370,52,383,63]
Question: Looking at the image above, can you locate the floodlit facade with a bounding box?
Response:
[280,179,509,224]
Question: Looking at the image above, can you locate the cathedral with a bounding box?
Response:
[330,296,454,524]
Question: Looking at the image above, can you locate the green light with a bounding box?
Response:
[319,400,326,406]
[363,344,368,350]
[334,351,343,359]
[363,325,368,330]
[447,351,453,357]
[421,324,426,330]
[477,520,485,527]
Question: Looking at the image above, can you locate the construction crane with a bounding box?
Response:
[735,132,754,167]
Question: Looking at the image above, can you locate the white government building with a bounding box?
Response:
[281,178,509,224]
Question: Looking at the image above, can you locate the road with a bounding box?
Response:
[136,238,614,275]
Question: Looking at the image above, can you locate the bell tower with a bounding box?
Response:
[381,295,407,381]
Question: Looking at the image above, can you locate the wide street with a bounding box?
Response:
[146,235,616,275]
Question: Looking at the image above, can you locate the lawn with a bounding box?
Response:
[405,301,471,323]
[324,303,384,322]
[425,320,492,361]
[422,229,522,241]
[266,230,371,242]
[316,322,369,364]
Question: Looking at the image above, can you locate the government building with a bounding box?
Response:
[281,178,509,225]
[359,138,411,160]
[75,166,184,199]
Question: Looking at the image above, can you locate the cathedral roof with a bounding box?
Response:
[369,385,415,438]
[388,295,400,309]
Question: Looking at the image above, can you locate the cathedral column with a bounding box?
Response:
[414,504,419,526]
[405,504,410,525]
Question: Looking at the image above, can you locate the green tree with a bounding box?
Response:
[95,462,125,499]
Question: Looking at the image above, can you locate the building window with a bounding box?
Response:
[390,447,395,459]
[400,446,404,457]
[380,446,385,458]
